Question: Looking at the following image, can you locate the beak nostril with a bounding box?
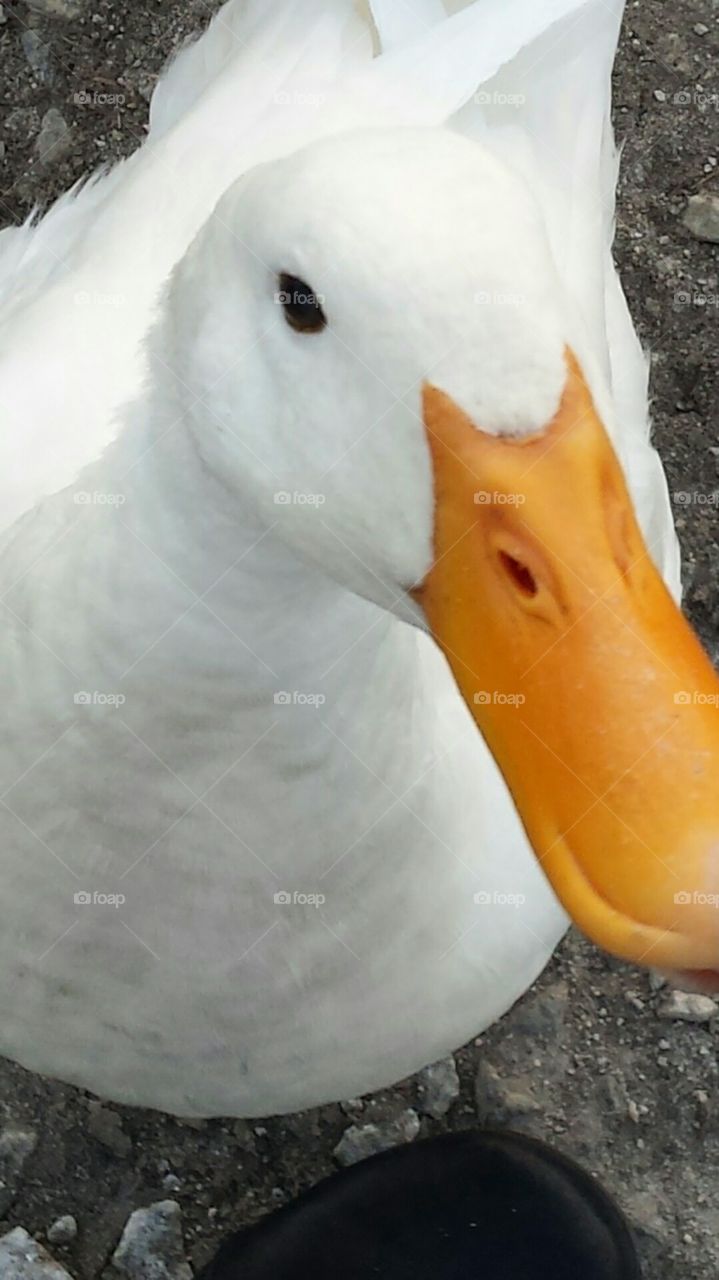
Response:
[499,551,538,598]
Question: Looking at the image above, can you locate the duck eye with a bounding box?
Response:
[278,273,327,334]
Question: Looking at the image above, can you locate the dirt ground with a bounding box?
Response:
[0,1,718,1277]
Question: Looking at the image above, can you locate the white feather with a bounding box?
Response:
[367,0,446,49]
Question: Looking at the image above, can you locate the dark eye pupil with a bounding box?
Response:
[278,273,327,334]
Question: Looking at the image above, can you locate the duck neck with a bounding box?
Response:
[87,371,406,748]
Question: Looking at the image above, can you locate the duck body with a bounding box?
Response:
[0,0,695,1117]
[0,421,564,1114]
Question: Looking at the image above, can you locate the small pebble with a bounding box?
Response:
[35,109,72,167]
[416,1055,460,1118]
[657,991,718,1023]
[475,1061,541,1127]
[334,1109,420,1167]
[112,1201,191,1280]
[682,192,719,243]
[21,31,54,84]
[46,1217,77,1247]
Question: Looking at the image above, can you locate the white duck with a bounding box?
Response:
[0,0,718,1119]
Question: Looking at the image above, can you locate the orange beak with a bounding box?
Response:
[414,350,719,975]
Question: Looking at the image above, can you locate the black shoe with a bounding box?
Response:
[198,1128,641,1279]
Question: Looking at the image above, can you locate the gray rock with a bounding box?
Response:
[475,1061,541,1126]
[46,1218,77,1247]
[87,1103,132,1158]
[0,1228,75,1279]
[601,1073,629,1115]
[21,31,54,84]
[111,1202,191,1280]
[0,1129,37,1216]
[623,1189,671,1240]
[506,978,569,1044]
[682,193,719,244]
[35,109,72,167]
[416,1055,460,1118]
[334,1109,420,1167]
[657,991,718,1023]
[24,0,83,17]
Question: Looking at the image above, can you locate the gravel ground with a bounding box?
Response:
[0,1,718,1277]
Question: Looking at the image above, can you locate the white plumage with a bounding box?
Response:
[0,0,680,1116]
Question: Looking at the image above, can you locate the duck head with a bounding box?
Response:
[171,127,719,983]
